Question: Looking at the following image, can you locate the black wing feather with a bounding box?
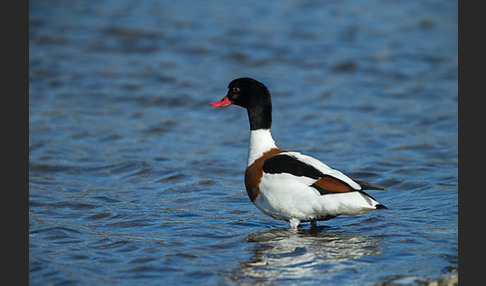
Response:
[352,179,386,190]
[262,154,324,179]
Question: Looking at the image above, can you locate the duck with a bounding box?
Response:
[210,77,387,229]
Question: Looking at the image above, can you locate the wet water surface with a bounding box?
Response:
[30,1,457,285]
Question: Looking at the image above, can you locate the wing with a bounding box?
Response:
[262,152,386,195]
[262,152,362,194]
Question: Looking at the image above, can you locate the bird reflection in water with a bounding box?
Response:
[234,226,382,283]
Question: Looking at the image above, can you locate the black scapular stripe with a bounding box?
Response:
[263,154,324,179]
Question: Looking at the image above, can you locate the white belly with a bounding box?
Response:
[253,173,377,222]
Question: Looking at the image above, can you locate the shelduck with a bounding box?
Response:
[210,77,387,229]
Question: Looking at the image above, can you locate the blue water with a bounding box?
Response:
[29,1,457,285]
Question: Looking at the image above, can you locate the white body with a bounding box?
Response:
[247,129,382,227]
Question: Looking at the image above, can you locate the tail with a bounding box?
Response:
[376,203,388,209]
[352,178,388,209]
[360,190,388,209]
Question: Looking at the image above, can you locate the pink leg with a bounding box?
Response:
[289,218,300,229]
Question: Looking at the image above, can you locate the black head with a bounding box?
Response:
[210,77,273,130]
[226,77,271,108]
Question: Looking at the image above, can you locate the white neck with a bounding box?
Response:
[247,129,277,166]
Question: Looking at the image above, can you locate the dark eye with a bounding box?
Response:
[232,87,240,94]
